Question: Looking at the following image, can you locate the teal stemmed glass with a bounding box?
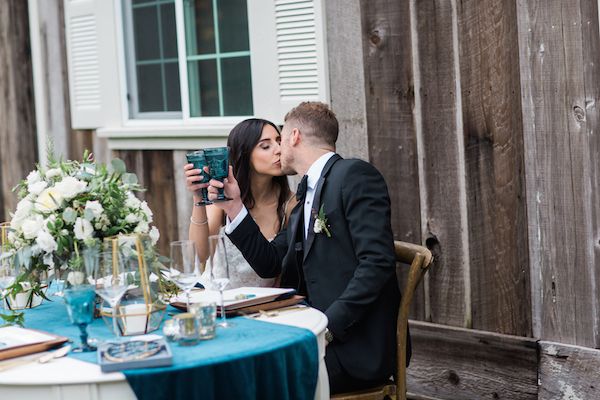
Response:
[63,251,97,352]
[186,150,212,206]
[203,147,231,202]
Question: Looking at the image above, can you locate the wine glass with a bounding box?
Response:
[88,248,129,338]
[203,147,230,202]
[63,252,97,352]
[208,234,233,328]
[0,251,18,311]
[186,150,212,206]
[169,240,200,311]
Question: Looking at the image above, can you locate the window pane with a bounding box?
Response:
[188,60,219,117]
[218,0,249,53]
[133,6,160,61]
[137,64,164,112]
[221,56,252,116]
[161,3,178,59]
[165,62,182,111]
[184,0,215,55]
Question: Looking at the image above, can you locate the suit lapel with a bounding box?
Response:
[303,154,342,261]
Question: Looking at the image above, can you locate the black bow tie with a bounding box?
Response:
[296,175,308,201]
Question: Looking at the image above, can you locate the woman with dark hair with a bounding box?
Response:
[183,118,296,287]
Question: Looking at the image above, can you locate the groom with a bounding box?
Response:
[208,102,403,394]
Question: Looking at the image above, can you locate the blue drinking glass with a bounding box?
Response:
[186,150,212,206]
[203,147,231,202]
[64,284,97,352]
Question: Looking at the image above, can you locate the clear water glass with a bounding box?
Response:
[208,234,233,328]
[169,240,200,311]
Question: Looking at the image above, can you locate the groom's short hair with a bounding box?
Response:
[284,102,338,147]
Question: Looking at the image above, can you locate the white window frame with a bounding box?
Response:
[64,0,329,150]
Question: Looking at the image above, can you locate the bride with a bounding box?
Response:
[183,119,296,288]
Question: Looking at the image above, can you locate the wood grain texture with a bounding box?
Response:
[0,0,38,221]
[360,0,424,319]
[173,150,193,242]
[407,320,538,400]
[458,0,531,336]
[414,0,469,327]
[539,340,600,399]
[517,0,600,346]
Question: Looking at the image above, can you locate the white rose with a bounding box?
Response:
[22,215,45,239]
[28,180,48,196]
[36,187,63,212]
[45,168,62,179]
[26,170,41,185]
[125,213,138,224]
[84,200,104,219]
[36,229,58,253]
[67,271,85,286]
[149,226,160,245]
[74,217,94,241]
[11,198,34,229]
[125,192,141,209]
[313,219,323,234]
[134,221,149,234]
[54,177,87,200]
[140,201,153,222]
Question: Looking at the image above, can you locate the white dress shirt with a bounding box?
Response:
[226,152,336,238]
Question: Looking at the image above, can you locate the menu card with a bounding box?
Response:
[0,326,68,361]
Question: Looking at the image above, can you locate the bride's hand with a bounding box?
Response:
[184,163,209,196]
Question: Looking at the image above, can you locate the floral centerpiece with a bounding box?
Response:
[1,151,162,318]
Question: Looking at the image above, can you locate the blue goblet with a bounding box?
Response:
[186,150,212,206]
[64,280,97,352]
[203,147,231,202]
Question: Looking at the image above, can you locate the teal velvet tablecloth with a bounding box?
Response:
[20,297,319,400]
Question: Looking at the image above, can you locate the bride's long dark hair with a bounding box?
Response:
[227,119,291,226]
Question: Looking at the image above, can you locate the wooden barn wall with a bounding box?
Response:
[0,0,38,222]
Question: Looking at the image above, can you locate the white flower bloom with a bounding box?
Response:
[28,180,48,196]
[26,170,41,185]
[125,213,138,224]
[74,217,94,241]
[67,271,85,286]
[149,226,160,245]
[22,215,45,240]
[54,176,87,200]
[36,229,58,253]
[84,200,104,219]
[45,168,62,179]
[36,187,63,212]
[125,192,141,209]
[140,201,153,222]
[313,219,324,234]
[134,221,149,234]
[11,198,34,229]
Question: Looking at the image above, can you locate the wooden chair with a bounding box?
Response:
[331,240,433,400]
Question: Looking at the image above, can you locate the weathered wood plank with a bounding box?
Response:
[458,0,531,335]
[414,0,469,327]
[0,0,38,221]
[115,150,146,200]
[407,320,538,400]
[173,150,193,242]
[516,0,599,346]
[69,130,94,161]
[360,0,424,319]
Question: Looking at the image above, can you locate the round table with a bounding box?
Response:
[0,307,329,400]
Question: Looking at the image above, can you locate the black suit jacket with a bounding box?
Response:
[228,154,403,380]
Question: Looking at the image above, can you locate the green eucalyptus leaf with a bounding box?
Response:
[62,208,77,224]
[122,173,138,185]
[110,159,126,174]
[84,208,95,221]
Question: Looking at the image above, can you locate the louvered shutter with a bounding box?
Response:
[64,0,122,129]
[248,0,329,125]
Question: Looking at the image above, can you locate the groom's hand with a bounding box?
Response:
[207,166,243,219]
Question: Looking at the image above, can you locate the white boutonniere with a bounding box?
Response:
[313,205,331,237]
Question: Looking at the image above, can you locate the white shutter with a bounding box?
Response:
[64,0,122,129]
[248,0,329,125]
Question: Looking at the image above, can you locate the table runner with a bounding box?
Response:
[21,298,319,400]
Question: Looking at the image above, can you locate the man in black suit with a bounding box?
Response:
[208,102,403,394]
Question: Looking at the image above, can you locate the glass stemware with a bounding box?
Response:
[63,251,97,352]
[186,150,212,206]
[208,234,233,328]
[87,246,129,338]
[203,147,231,202]
[0,251,18,311]
[169,240,200,311]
